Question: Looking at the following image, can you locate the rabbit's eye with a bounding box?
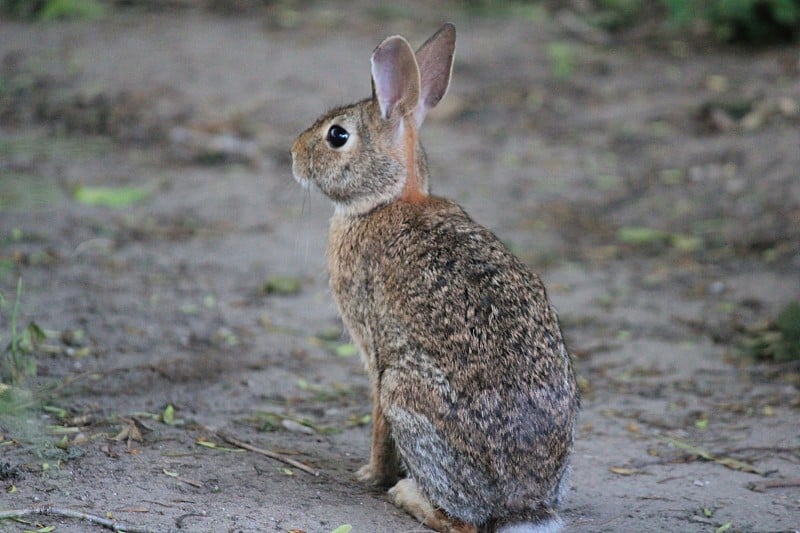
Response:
[326,125,350,148]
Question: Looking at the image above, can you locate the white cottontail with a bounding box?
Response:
[291,24,579,533]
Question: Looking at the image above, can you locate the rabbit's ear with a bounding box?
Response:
[371,36,421,121]
[414,23,456,126]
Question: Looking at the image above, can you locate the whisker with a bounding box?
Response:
[302,188,313,265]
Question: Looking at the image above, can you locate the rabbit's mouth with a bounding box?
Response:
[290,150,312,190]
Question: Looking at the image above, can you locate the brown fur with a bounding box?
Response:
[291,24,578,532]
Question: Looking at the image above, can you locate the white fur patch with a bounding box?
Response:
[497,516,564,533]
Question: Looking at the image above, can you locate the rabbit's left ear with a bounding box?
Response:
[371,35,421,121]
[414,23,456,127]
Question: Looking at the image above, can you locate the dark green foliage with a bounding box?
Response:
[663,0,800,43]
[0,0,45,18]
[739,302,800,362]
[0,0,105,20]
[596,0,800,43]
[773,302,800,361]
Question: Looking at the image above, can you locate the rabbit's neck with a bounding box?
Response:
[400,118,426,204]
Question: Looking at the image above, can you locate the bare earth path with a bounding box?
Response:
[1,3,798,532]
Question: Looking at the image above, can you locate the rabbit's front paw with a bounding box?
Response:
[356,462,381,483]
[388,478,434,517]
[356,462,397,486]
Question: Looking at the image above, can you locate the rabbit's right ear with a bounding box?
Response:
[371,36,421,122]
[414,23,456,126]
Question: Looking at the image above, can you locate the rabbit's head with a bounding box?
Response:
[292,24,455,216]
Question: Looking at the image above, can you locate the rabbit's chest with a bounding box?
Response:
[326,220,387,370]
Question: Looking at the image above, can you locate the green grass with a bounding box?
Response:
[1,279,44,385]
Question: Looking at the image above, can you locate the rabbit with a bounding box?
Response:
[291,23,579,533]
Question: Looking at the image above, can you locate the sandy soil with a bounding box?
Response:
[1,2,799,532]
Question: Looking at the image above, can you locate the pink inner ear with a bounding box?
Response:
[413,23,456,127]
[371,36,420,121]
[372,48,401,119]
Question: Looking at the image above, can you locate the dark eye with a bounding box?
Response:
[326,125,350,148]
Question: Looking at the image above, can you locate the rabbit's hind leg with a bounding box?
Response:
[389,478,477,533]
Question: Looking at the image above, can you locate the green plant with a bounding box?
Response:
[1,278,44,385]
[581,0,799,43]
[663,0,800,42]
[738,302,800,362]
[546,41,577,79]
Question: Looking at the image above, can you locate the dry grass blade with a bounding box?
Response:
[661,436,765,475]
[216,431,319,476]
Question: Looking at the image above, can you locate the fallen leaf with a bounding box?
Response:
[195,438,243,452]
[714,456,763,474]
[261,276,302,296]
[334,343,358,357]
[281,419,315,435]
[616,226,669,246]
[315,326,343,341]
[609,467,643,476]
[162,404,176,425]
[671,234,703,253]
[113,419,143,444]
[73,185,149,208]
[330,526,352,533]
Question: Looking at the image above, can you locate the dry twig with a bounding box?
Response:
[216,431,319,476]
[0,505,163,533]
[747,477,800,492]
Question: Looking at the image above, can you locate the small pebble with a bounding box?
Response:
[709,281,726,295]
[282,419,315,435]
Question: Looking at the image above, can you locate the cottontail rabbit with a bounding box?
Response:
[291,24,579,533]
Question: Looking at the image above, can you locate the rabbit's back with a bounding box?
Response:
[329,197,578,523]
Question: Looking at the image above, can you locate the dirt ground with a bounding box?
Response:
[1,2,799,532]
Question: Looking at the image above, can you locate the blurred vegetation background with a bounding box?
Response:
[4,0,799,45]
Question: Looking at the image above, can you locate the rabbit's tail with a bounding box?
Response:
[491,507,563,533]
